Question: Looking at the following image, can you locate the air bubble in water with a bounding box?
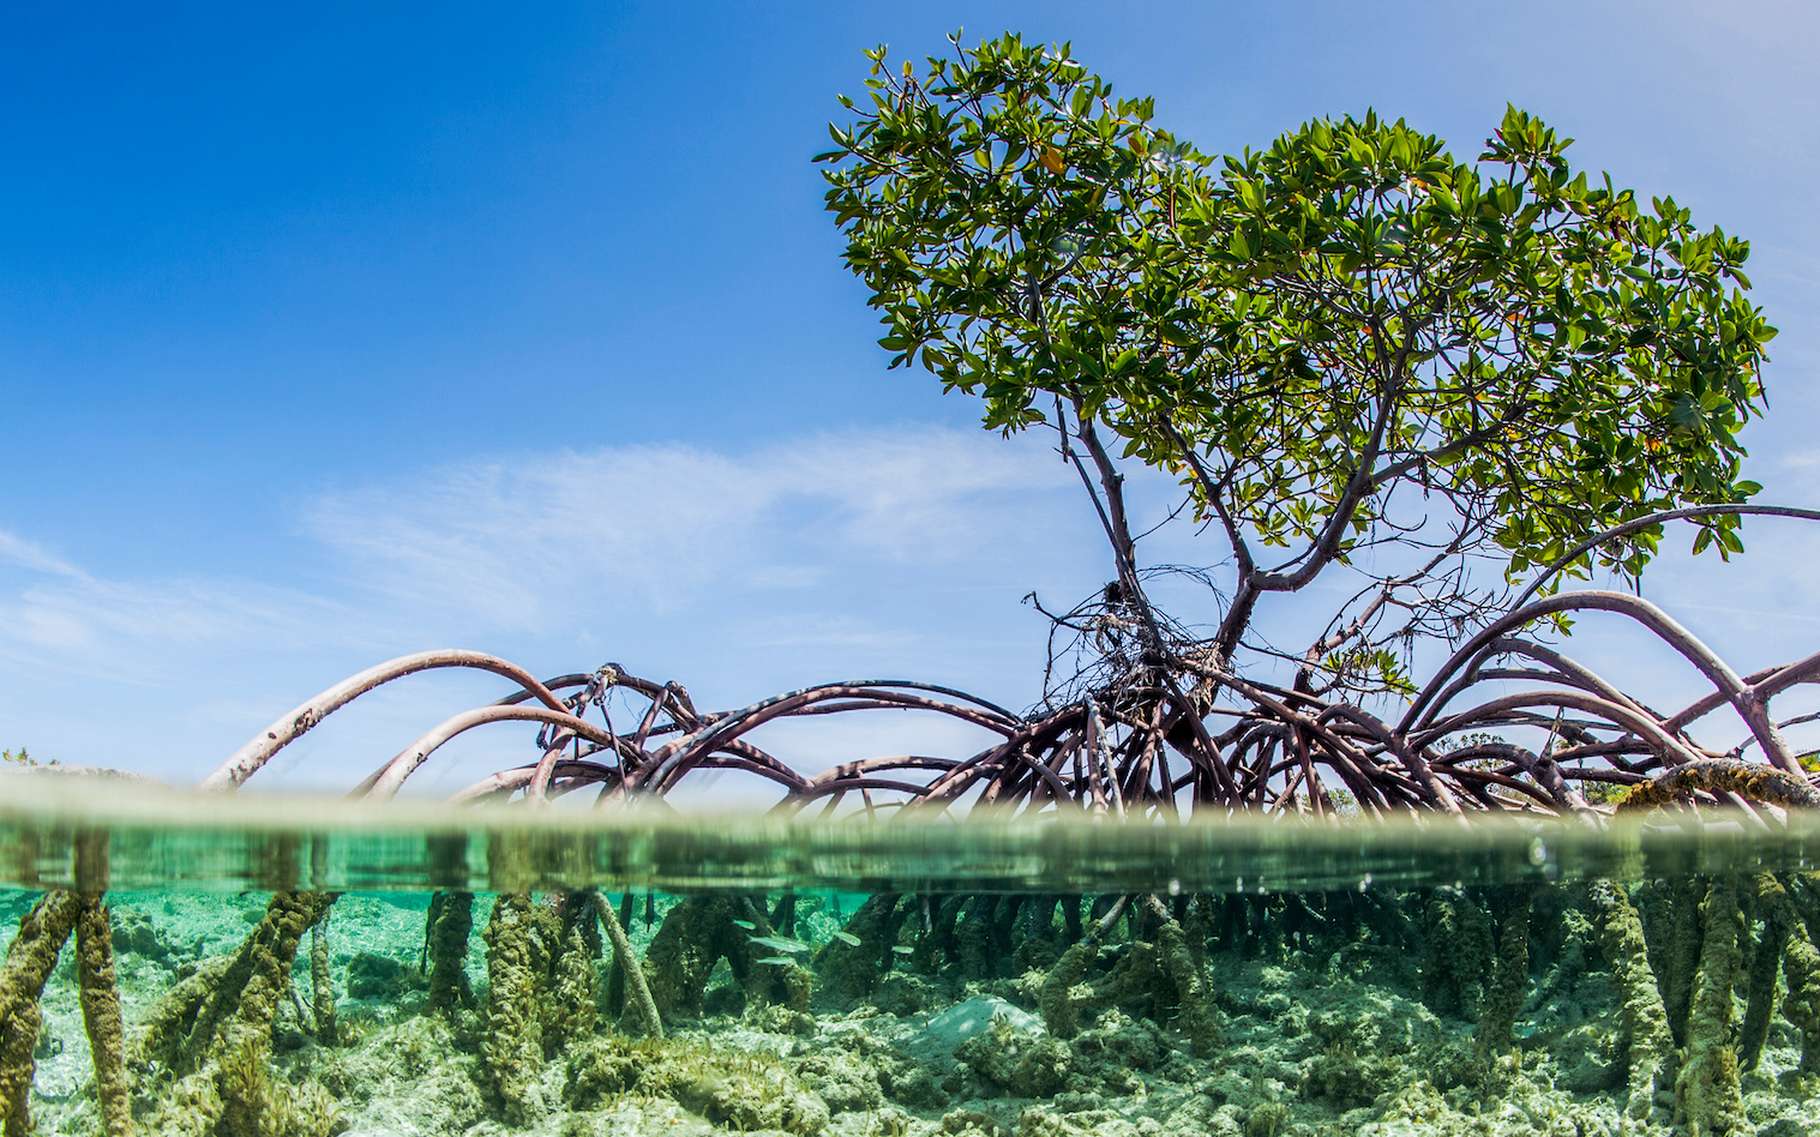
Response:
[1528,838,1549,867]
[1358,872,1372,892]
[1167,878,1181,896]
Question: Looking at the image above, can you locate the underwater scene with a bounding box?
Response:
[3,783,1820,1137]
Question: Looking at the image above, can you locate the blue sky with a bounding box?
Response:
[5,1,1820,791]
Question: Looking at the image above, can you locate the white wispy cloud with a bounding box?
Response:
[300,426,1075,632]
[0,425,1098,784]
[0,529,85,580]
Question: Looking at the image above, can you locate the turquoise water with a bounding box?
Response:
[2,778,1818,1135]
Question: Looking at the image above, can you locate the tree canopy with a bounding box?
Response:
[820,32,1775,696]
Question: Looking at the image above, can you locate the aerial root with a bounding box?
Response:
[1618,758,1820,813]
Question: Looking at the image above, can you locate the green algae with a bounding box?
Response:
[424,891,475,1012]
[73,895,131,1137]
[0,891,78,1136]
[1675,876,1746,1137]
[140,890,340,1137]
[1586,877,1673,1122]
[481,892,544,1122]
[10,815,1820,1136]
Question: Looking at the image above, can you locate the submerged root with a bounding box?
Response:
[1639,877,1704,1045]
[1475,887,1534,1058]
[1740,874,1793,1071]
[139,891,339,1137]
[543,896,599,1047]
[1144,896,1219,1055]
[1039,896,1129,1040]
[1783,922,1820,1072]
[75,895,133,1137]
[424,890,475,1011]
[310,913,335,1045]
[0,892,79,1137]
[482,892,544,1122]
[1588,879,1673,1121]
[1421,888,1493,1019]
[1675,877,1746,1137]
[589,891,661,1039]
[813,893,906,1002]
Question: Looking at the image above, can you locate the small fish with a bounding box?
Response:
[891,944,915,956]
[732,919,757,930]
[832,931,862,947]
[754,955,797,967]
[749,935,810,955]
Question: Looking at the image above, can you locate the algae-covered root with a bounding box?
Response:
[1144,895,1219,1055]
[813,893,907,1001]
[1474,887,1534,1058]
[76,895,134,1137]
[1740,873,1794,1071]
[1039,895,1129,1039]
[1638,876,1704,1046]
[1783,922,1820,1072]
[1421,888,1493,1019]
[544,911,598,1046]
[1675,877,1746,1137]
[310,911,336,1045]
[424,890,475,1011]
[1617,758,1820,813]
[589,890,661,1039]
[140,891,339,1137]
[1587,879,1672,1122]
[482,892,544,1123]
[0,891,79,1137]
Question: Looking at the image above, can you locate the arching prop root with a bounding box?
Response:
[1618,759,1820,813]
[135,890,339,1137]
